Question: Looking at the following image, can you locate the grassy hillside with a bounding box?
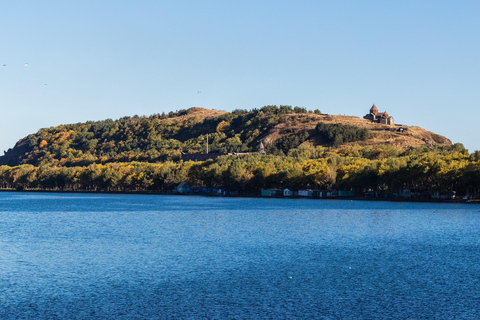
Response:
[0,105,452,167]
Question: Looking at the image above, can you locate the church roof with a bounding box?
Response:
[370,104,378,114]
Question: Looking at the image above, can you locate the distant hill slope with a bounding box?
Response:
[260,113,451,150]
[0,106,451,167]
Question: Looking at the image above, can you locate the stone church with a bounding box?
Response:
[364,104,394,125]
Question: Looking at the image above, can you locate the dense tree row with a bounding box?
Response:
[1,145,480,199]
[270,131,311,155]
[316,122,372,147]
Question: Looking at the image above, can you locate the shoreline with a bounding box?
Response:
[1,188,478,204]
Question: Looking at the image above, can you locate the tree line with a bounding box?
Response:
[1,145,480,199]
[316,122,372,147]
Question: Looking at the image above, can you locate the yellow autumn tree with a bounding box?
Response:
[216,120,230,133]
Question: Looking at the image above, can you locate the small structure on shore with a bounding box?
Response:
[261,189,281,197]
[177,182,192,194]
[298,189,313,197]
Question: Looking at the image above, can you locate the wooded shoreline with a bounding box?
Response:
[1,106,477,202]
[1,188,478,205]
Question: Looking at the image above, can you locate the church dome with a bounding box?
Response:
[370,104,378,114]
[383,111,389,117]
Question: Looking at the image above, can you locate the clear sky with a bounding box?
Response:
[1,1,479,153]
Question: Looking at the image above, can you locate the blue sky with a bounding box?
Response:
[1,1,479,153]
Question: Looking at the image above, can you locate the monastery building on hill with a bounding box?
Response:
[364,104,394,125]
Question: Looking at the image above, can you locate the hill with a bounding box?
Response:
[0,105,451,167]
[261,112,451,150]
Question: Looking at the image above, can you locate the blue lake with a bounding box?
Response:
[1,192,480,319]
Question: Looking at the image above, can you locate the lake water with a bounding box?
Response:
[1,192,480,319]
